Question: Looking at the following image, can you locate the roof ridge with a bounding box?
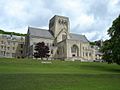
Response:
[70,33,84,36]
[28,26,48,31]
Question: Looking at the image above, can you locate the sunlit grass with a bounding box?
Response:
[0,58,120,90]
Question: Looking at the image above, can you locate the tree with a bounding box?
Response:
[101,15,120,65]
[100,40,113,64]
[33,42,50,60]
[0,29,26,36]
[90,40,103,47]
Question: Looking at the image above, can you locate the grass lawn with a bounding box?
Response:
[0,58,120,90]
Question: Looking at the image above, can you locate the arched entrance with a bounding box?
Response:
[71,45,79,57]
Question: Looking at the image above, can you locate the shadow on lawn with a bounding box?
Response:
[80,64,120,73]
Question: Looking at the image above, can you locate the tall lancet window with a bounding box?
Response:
[62,34,67,40]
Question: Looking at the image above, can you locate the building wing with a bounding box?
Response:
[70,33,89,43]
[28,27,53,39]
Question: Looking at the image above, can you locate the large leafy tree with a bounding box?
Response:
[101,15,120,65]
[33,42,50,60]
[100,40,113,63]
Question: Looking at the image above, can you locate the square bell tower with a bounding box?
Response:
[49,15,70,43]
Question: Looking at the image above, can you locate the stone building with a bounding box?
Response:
[0,34,25,58]
[25,15,97,61]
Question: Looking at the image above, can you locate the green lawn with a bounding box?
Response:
[0,58,120,90]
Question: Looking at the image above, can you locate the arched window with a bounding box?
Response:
[62,34,66,40]
[51,49,53,54]
[71,45,79,57]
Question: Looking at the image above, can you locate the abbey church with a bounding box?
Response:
[25,15,100,61]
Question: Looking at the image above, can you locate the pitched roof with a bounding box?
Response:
[28,27,89,42]
[28,27,53,39]
[70,33,89,43]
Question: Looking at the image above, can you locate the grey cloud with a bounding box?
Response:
[87,0,109,18]
[28,16,50,27]
[0,0,120,41]
[90,33,101,41]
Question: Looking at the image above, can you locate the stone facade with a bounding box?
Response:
[25,15,99,61]
[0,34,25,58]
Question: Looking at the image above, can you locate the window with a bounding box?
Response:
[71,47,76,53]
[83,47,84,50]
[8,42,10,45]
[62,34,66,40]
[1,46,3,49]
[12,53,15,57]
[7,47,10,50]
[52,44,54,46]
[6,52,10,56]
[71,45,79,57]
[57,50,59,55]
[1,51,4,55]
[89,53,91,56]
[86,52,88,56]
[83,52,84,56]
[13,42,15,45]
[51,49,53,54]
[21,51,23,54]
[13,47,15,50]
[1,51,2,54]
[1,41,4,44]
[21,44,23,48]
[3,51,5,56]
[71,45,78,53]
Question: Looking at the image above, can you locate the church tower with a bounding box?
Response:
[49,15,70,43]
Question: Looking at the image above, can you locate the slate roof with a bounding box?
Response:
[28,27,53,39]
[28,27,89,42]
[70,33,89,43]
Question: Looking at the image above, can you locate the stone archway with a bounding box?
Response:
[71,44,79,57]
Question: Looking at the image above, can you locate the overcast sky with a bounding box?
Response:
[0,0,120,41]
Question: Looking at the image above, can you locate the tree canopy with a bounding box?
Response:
[0,29,26,36]
[101,15,120,65]
[90,40,103,47]
[33,42,50,60]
